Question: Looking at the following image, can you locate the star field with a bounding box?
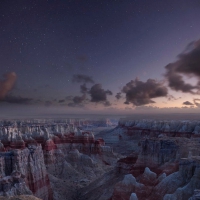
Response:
[1,0,200,117]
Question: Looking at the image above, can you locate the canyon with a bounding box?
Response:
[0,118,200,200]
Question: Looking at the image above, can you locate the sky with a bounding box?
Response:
[1,0,200,117]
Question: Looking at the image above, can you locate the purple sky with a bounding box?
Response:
[1,0,200,117]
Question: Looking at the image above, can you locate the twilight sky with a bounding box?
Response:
[1,0,200,117]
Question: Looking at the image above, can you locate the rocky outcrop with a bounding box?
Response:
[0,145,53,200]
[0,169,32,197]
[162,158,200,200]
[129,193,138,200]
[0,121,116,199]
[112,155,200,200]
[98,119,200,200]
[139,167,157,186]
[118,119,200,138]
[112,174,145,200]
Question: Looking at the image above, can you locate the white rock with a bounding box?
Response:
[129,193,138,200]
[143,167,157,180]
[121,174,136,186]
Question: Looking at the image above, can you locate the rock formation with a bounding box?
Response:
[0,118,200,200]
[0,120,117,200]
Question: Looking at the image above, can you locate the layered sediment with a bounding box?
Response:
[0,121,116,200]
[0,118,200,200]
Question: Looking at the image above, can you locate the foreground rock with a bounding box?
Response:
[0,121,118,199]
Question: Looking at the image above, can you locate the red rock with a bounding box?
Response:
[44,139,57,151]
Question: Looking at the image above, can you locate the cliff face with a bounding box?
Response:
[0,146,53,200]
[105,119,200,200]
[134,138,179,172]
[115,138,179,178]
[0,122,117,200]
[111,157,200,200]
[118,119,200,137]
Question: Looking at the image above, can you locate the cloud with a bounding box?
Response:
[194,99,200,107]
[165,64,198,94]
[58,99,65,103]
[183,101,194,106]
[67,84,88,106]
[80,83,88,94]
[115,92,122,100]
[35,99,42,104]
[65,96,74,101]
[104,101,112,107]
[45,101,52,107]
[72,74,94,84]
[165,39,200,94]
[167,95,181,101]
[67,102,85,107]
[0,72,17,100]
[2,95,33,104]
[122,78,168,106]
[89,84,113,103]
[73,95,86,104]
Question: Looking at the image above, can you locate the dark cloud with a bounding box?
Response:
[72,74,94,84]
[115,92,122,100]
[122,78,168,106]
[58,99,65,103]
[68,84,88,106]
[167,95,181,101]
[194,99,200,107]
[73,95,86,104]
[165,64,197,94]
[35,99,42,103]
[67,102,85,108]
[176,40,200,75]
[80,83,88,94]
[104,101,112,107]
[2,95,33,104]
[65,96,74,101]
[89,84,112,103]
[165,39,200,94]
[167,95,176,101]
[183,101,194,106]
[0,72,17,100]
[45,101,52,107]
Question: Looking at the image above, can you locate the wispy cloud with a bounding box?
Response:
[0,72,17,100]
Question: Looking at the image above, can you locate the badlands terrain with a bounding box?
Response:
[0,117,200,200]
